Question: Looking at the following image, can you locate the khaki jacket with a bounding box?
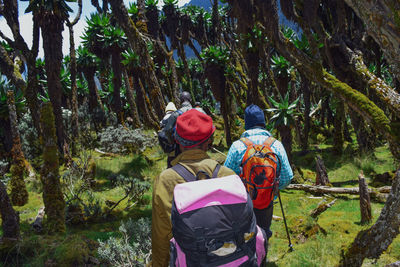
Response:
[151,149,235,267]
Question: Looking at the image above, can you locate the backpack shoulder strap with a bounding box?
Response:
[240,137,253,147]
[172,164,197,182]
[263,136,276,148]
[211,164,221,178]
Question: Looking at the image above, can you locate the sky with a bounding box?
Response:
[0,0,191,58]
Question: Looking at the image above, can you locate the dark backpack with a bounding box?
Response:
[157,110,183,153]
[169,164,267,267]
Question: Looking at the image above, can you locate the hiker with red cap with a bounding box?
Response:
[151,109,235,267]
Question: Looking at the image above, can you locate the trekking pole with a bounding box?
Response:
[278,191,294,252]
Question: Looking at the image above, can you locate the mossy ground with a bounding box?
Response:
[1,131,399,266]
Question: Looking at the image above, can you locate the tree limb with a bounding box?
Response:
[343,0,400,81]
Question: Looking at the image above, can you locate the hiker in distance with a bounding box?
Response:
[160,102,177,125]
[152,109,235,267]
[158,91,207,168]
[224,104,293,240]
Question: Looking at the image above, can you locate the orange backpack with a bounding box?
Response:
[239,137,281,209]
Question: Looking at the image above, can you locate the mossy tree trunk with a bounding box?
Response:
[111,50,124,124]
[39,10,66,153]
[278,125,293,163]
[7,90,28,206]
[205,62,232,146]
[349,110,376,154]
[0,181,20,241]
[333,98,344,155]
[123,70,141,128]
[301,74,311,150]
[177,42,195,103]
[110,0,165,120]
[340,169,400,266]
[133,76,159,129]
[67,0,83,150]
[244,49,268,109]
[83,69,104,115]
[40,103,66,234]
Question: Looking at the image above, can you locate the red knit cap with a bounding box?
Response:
[175,109,216,148]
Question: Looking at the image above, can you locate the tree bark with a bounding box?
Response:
[340,169,400,266]
[0,181,19,240]
[315,155,330,186]
[358,172,372,224]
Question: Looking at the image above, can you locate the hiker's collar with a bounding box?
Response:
[171,149,210,166]
[241,128,271,138]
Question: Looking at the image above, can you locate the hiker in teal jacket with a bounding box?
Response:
[224,104,293,238]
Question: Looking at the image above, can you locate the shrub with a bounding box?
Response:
[98,125,155,154]
[97,218,151,266]
[18,111,41,160]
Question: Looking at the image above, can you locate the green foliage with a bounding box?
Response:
[98,218,151,266]
[145,0,159,8]
[0,76,25,119]
[271,54,292,77]
[163,0,178,7]
[122,49,140,69]
[83,13,127,56]
[22,0,76,17]
[128,2,139,16]
[267,93,300,127]
[201,45,230,66]
[76,46,100,71]
[243,24,268,52]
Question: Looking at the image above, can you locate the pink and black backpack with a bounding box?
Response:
[169,164,267,267]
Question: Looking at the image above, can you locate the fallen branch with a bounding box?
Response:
[286,184,390,202]
[94,148,118,157]
[310,199,336,218]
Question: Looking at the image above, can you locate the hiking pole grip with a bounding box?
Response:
[278,191,294,252]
